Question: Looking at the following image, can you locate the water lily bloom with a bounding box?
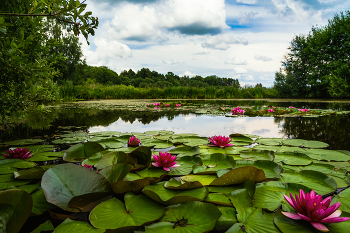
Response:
[176,104,181,107]
[81,164,93,169]
[146,103,149,106]
[128,136,140,147]
[299,109,309,112]
[268,109,274,112]
[208,135,234,148]
[152,151,180,171]
[232,107,244,115]
[2,148,33,159]
[165,104,170,106]
[282,189,350,232]
[154,103,161,106]
[289,106,295,108]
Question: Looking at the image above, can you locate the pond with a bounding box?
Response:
[2,99,350,233]
[1,99,350,150]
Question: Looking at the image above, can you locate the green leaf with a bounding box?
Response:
[274,152,313,165]
[54,218,105,233]
[234,160,282,180]
[210,166,266,186]
[168,146,200,157]
[0,189,33,233]
[164,178,203,190]
[63,142,105,162]
[0,159,36,168]
[214,206,238,231]
[239,149,274,161]
[89,192,165,230]
[282,139,329,148]
[96,151,136,170]
[142,181,209,205]
[31,188,56,215]
[193,154,235,174]
[41,163,112,212]
[30,220,54,233]
[14,165,55,179]
[98,164,133,184]
[205,193,232,206]
[145,201,221,233]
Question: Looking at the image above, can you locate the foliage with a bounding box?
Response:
[274,11,350,98]
[0,0,98,120]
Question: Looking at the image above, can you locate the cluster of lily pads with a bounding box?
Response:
[1,130,350,232]
[146,102,181,109]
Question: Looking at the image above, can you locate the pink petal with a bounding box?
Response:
[163,167,170,171]
[311,209,324,221]
[320,216,350,224]
[322,210,342,220]
[152,162,160,167]
[311,222,329,232]
[171,164,181,168]
[284,195,297,210]
[320,206,341,220]
[298,213,312,222]
[321,196,332,208]
[281,211,302,220]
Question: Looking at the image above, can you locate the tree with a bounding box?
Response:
[0,0,98,119]
[274,11,350,98]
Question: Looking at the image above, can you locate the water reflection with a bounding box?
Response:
[1,101,350,151]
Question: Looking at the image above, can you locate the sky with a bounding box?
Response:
[81,0,350,87]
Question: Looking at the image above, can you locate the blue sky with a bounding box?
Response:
[81,0,350,86]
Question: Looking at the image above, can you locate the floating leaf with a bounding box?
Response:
[31,188,56,215]
[164,178,203,190]
[0,189,33,233]
[193,154,235,174]
[145,201,221,233]
[205,193,232,206]
[98,164,133,184]
[30,220,54,233]
[282,139,329,148]
[96,151,136,170]
[142,181,209,205]
[0,159,36,168]
[41,163,112,212]
[256,138,283,146]
[63,142,105,162]
[235,160,282,180]
[210,166,266,186]
[91,138,125,149]
[239,149,274,161]
[168,146,200,157]
[274,152,312,165]
[303,149,350,162]
[214,206,238,231]
[167,156,202,176]
[4,139,43,146]
[54,218,105,233]
[89,192,165,230]
[14,165,56,179]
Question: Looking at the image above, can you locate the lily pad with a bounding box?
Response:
[164,178,203,190]
[89,192,165,230]
[96,151,136,170]
[98,163,133,184]
[31,188,57,215]
[0,159,36,168]
[14,165,56,179]
[91,138,125,149]
[4,139,43,146]
[31,220,54,233]
[54,218,105,233]
[145,201,221,233]
[89,131,121,137]
[63,142,105,162]
[214,206,238,231]
[193,154,235,174]
[0,189,33,233]
[256,138,283,146]
[168,146,200,157]
[282,139,329,148]
[234,160,282,180]
[167,156,202,176]
[205,193,232,206]
[303,149,350,162]
[41,163,112,212]
[142,181,209,205]
[239,149,274,161]
[274,152,313,166]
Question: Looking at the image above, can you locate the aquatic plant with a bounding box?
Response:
[289,106,295,108]
[176,104,181,107]
[208,135,234,147]
[232,107,245,115]
[2,148,33,159]
[128,136,140,147]
[154,103,161,106]
[282,189,350,232]
[299,109,309,112]
[152,151,180,171]
[165,104,170,106]
[268,109,274,112]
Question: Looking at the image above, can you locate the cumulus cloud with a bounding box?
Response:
[181,71,197,77]
[239,12,258,24]
[162,59,184,65]
[201,34,248,50]
[83,39,132,65]
[234,67,248,74]
[254,55,273,61]
[236,0,258,4]
[224,57,247,65]
[103,0,228,42]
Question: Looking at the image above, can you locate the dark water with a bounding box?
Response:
[1,100,350,150]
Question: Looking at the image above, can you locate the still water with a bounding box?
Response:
[1,99,350,150]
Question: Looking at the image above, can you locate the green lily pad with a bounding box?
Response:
[279,170,337,195]
[214,206,238,231]
[41,163,112,212]
[63,142,105,162]
[0,159,36,168]
[89,131,121,137]
[239,149,274,161]
[144,131,162,136]
[82,151,110,166]
[54,218,105,233]
[211,166,266,186]
[142,181,209,205]
[282,139,329,148]
[14,165,56,179]
[229,134,254,143]
[253,181,312,212]
[256,138,283,146]
[89,192,165,230]
[164,178,203,190]
[0,189,33,233]
[111,173,151,194]
[31,220,54,233]
[167,156,201,176]
[168,146,200,157]
[274,152,312,165]
[129,146,152,168]
[91,138,125,149]
[4,139,43,146]
[27,145,55,153]
[31,188,56,215]
[145,201,221,233]
[205,192,232,206]
[303,149,350,162]
[0,166,17,175]
[98,164,133,184]
[96,151,136,170]
[200,147,226,155]
[234,160,282,180]
[8,182,40,194]
[136,168,167,183]
[143,139,173,149]
[193,154,235,174]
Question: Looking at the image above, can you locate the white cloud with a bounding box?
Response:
[234,67,248,74]
[162,59,184,65]
[254,55,273,61]
[236,0,258,4]
[181,71,197,77]
[201,34,248,50]
[239,11,258,24]
[224,57,247,65]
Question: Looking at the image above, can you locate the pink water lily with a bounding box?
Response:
[208,135,234,148]
[299,109,309,112]
[232,107,245,115]
[80,164,93,169]
[154,103,161,106]
[128,136,140,147]
[289,106,295,108]
[282,189,350,232]
[165,104,170,106]
[152,151,180,171]
[176,104,181,107]
[2,148,33,159]
[268,109,274,112]
[146,103,149,106]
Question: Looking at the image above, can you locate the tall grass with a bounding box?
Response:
[60,84,279,100]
